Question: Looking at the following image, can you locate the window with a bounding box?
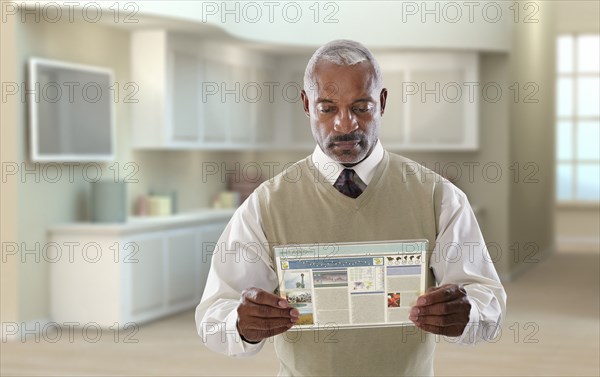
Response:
[556,34,600,203]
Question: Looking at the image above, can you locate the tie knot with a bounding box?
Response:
[340,168,355,181]
[334,169,364,199]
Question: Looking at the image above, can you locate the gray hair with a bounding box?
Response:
[303,39,383,94]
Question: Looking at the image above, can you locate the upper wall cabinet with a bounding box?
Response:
[131,31,201,148]
[271,65,314,149]
[131,31,278,150]
[274,52,480,152]
[377,52,479,151]
[131,31,479,151]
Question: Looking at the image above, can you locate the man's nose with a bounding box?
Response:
[333,109,359,134]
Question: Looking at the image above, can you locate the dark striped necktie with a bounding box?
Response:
[334,169,366,198]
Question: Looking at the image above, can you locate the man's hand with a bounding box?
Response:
[409,284,471,337]
[236,287,299,343]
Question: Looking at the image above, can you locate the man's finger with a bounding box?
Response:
[243,301,298,319]
[410,298,469,316]
[412,312,469,328]
[242,287,289,308]
[415,284,465,306]
[244,317,297,331]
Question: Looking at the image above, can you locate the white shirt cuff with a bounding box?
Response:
[225,311,265,357]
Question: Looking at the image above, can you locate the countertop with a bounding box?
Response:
[48,208,236,235]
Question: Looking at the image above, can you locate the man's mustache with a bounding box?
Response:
[328,133,365,144]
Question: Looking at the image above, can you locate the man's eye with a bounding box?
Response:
[353,107,371,113]
[319,107,335,113]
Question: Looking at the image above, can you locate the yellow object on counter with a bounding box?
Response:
[148,196,172,216]
[213,191,241,209]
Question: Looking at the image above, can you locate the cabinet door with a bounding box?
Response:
[203,59,230,143]
[254,68,275,144]
[377,52,478,150]
[171,51,201,142]
[229,65,254,143]
[380,70,405,145]
[408,70,464,144]
[196,222,228,301]
[286,70,313,146]
[129,234,165,317]
[167,228,197,306]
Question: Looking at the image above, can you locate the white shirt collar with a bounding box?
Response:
[311,139,385,185]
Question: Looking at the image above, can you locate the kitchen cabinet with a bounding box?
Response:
[195,223,227,302]
[378,52,479,151]
[254,68,276,145]
[131,30,280,150]
[131,30,205,149]
[171,50,202,142]
[131,30,479,151]
[166,228,197,306]
[49,210,233,327]
[202,58,230,144]
[129,233,165,320]
[379,70,406,145]
[285,69,315,148]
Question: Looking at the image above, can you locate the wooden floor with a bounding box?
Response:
[2,249,599,376]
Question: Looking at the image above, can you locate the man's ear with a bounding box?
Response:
[380,88,388,116]
[301,90,310,117]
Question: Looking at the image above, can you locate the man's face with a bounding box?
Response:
[301,60,387,166]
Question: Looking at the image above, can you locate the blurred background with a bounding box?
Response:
[1,1,598,375]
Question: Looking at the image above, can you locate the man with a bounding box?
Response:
[196,39,506,376]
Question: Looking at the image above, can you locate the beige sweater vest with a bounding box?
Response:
[256,150,443,376]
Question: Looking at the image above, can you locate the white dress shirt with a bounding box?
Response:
[195,140,507,357]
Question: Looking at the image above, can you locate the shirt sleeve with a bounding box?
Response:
[429,178,507,345]
[195,190,279,357]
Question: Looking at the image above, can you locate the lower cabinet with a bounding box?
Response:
[129,233,166,321]
[195,223,226,303]
[50,220,229,328]
[167,229,197,307]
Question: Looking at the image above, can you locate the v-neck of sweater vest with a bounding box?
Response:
[301,150,390,211]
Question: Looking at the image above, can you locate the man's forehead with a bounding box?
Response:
[307,61,378,99]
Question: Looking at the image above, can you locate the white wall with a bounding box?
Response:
[508,1,557,276]
[1,5,20,325]
[79,1,515,51]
